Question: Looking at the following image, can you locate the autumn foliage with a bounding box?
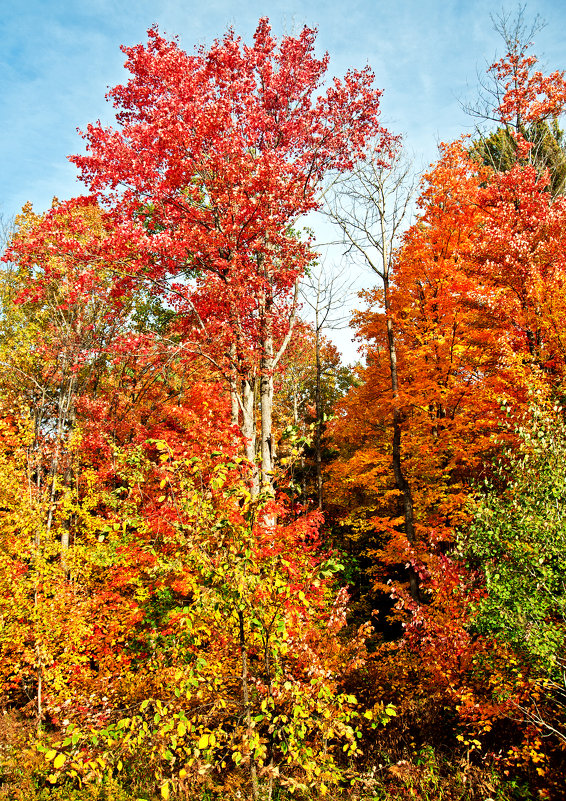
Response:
[2,14,566,801]
[324,28,566,799]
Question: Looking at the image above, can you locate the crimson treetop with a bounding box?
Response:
[70,18,395,286]
[67,19,395,490]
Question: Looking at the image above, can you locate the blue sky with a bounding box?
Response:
[4,0,566,221]
[2,0,566,356]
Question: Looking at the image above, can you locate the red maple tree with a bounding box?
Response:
[68,18,395,490]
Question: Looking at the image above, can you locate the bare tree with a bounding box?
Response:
[325,144,420,600]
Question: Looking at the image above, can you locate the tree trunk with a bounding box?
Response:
[385,301,419,602]
[259,280,275,494]
[260,290,280,528]
[314,309,323,510]
[260,343,274,491]
[230,345,240,429]
[60,460,72,577]
[242,377,259,496]
[238,610,259,801]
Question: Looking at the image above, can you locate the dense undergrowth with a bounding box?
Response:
[0,707,553,801]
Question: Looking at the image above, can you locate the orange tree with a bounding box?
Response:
[324,35,566,780]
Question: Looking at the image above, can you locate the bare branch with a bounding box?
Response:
[324,142,418,285]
